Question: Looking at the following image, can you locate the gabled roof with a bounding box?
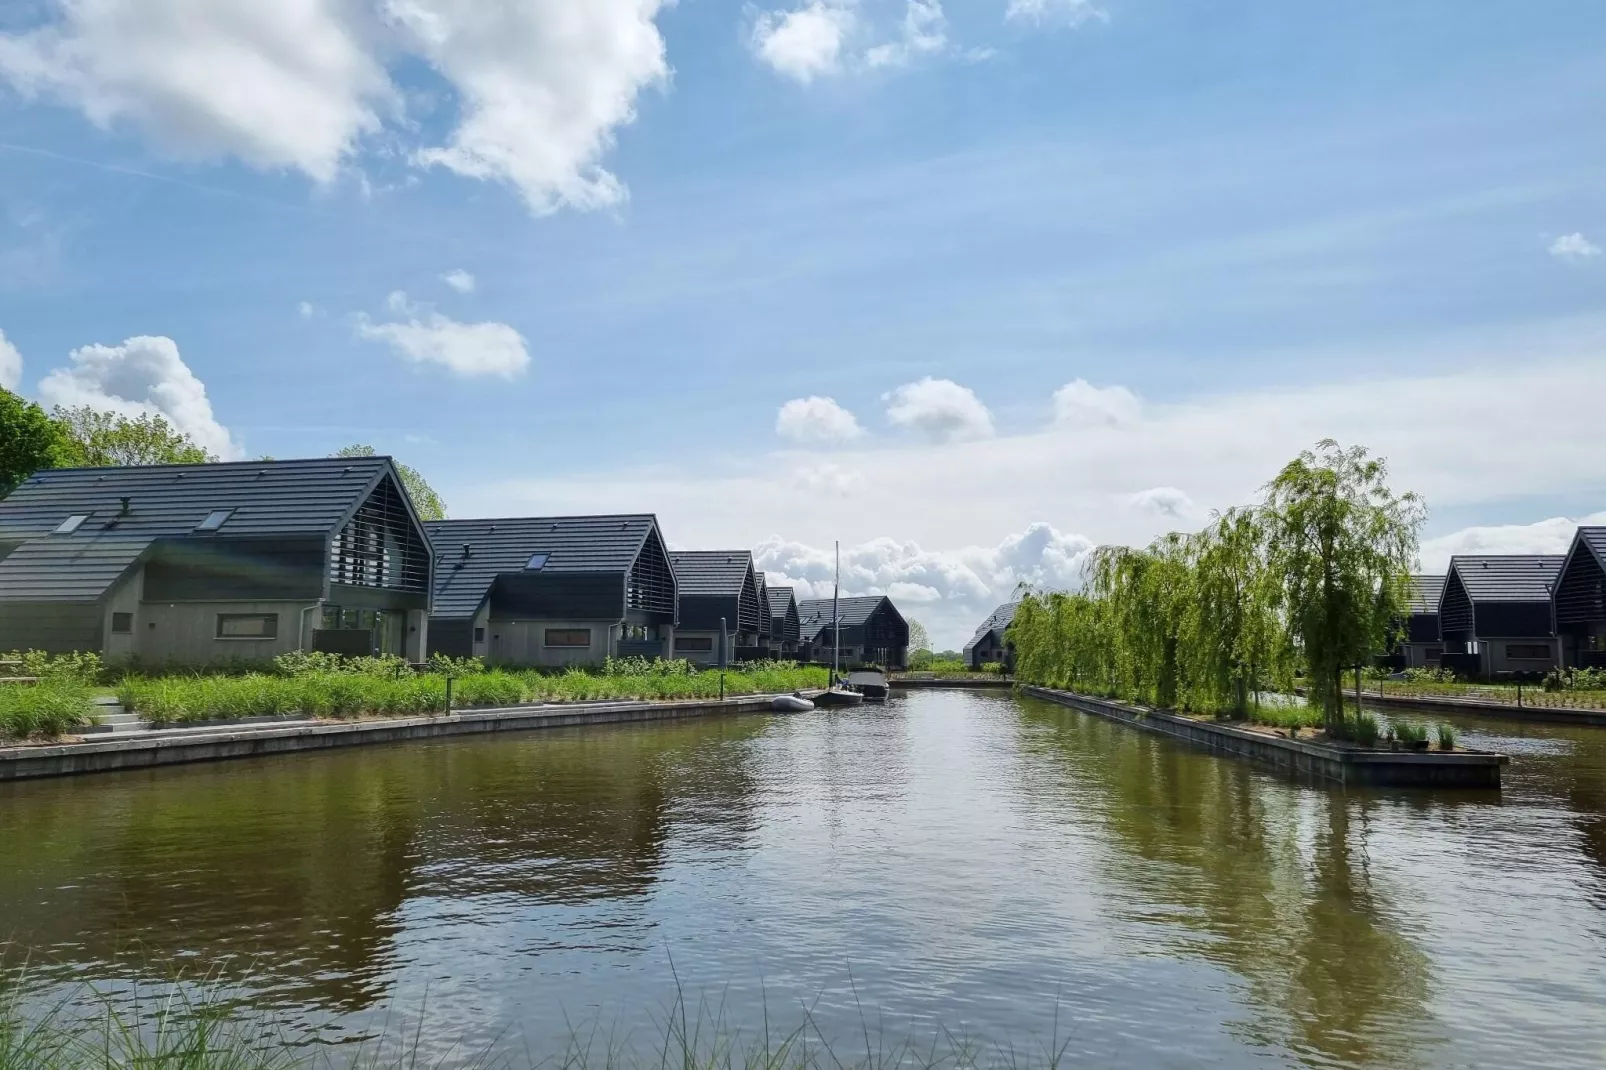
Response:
[963,601,1020,655]
[668,551,753,597]
[766,584,796,619]
[425,514,660,620]
[1406,575,1445,616]
[797,595,891,639]
[0,457,406,603]
[1444,555,1565,604]
[1579,527,1606,566]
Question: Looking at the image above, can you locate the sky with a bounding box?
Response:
[0,0,1603,648]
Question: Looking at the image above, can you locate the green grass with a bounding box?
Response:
[0,681,98,741]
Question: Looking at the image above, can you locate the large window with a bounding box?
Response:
[544,628,592,648]
[675,636,713,652]
[1506,644,1552,660]
[217,613,278,640]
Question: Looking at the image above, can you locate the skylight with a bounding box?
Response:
[54,514,89,534]
[195,509,234,532]
[526,553,549,571]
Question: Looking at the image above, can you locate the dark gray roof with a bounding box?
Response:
[1406,575,1445,616]
[0,457,401,603]
[668,551,753,597]
[963,602,1019,655]
[1580,528,1606,565]
[798,595,889,639]
[425,514,659,620]
[766,584,796,619]
[1445,555,1565,604]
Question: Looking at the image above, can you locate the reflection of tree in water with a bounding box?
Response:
[0,716,765,1016]
[1014,699,1431,1069]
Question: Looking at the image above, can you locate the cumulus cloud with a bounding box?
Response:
[865,0,947,69]
[752,1,854,83]
[1549,233,1601,260]
[356,292,530,378]
[776,395,865,444]
[756,522,1093,647]
[36,335,241,458]
[0,0,389,182]
[883,377,994,442]
[1419,512,1606,572]
[792,462,868,497]
[1052,378,1141,428]
[1126,486,1194,519]
[394,0,669,213]
[0,328,21,391]
[0,0,670,214]
[1004,0,1106,25]
[441,269,476,293]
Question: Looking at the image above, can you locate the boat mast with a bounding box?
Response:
[832,540,840,684]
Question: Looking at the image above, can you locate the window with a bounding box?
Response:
[216,613,278,640]
[1506,644,1552,660]
[545,628,591,648]
[473,627,486,644]
[111,612,133,634]
[675,636,713,652]
[195,509,234,532]
[525,553,549,571]
[54,514,89,534]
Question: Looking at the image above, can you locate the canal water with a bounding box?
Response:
[2,689,1604,1068]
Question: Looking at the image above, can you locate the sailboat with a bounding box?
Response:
[813,539,864,708]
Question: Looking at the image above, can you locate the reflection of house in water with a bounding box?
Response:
[0,716,766,1015]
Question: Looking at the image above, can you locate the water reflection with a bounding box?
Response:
[1013,699,1432,1068]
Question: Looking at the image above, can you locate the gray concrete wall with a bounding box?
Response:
[137,599,320,665]
[485,617,619,667]
[1481,636,1560,675]
[101,569,143,663]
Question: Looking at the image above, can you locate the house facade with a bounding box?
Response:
[964,602,1019,670]
[1439,555,1564,677]
[766,584,801,659]
[0,457,433,665]
[1555,528,1606,670]
[1397,575,1446,669]
[797,595,910,670]
[425,515,677,667]
[666,551,762,665]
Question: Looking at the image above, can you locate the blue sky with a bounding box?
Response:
[1,0,1604,645]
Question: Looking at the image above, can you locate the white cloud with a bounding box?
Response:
[751,1,854,83]
[883,377,994,442]
[1419,513,1606,572]
[356,292,530,378]
[0,0,390,182]
[864,0,947,69]
[441,269,476,294]
[1004,0,1106,26]
[756,522,1093,647]
[0,328,21,391]
[792,462,868,497]
[1052,378,1141,427]
[36,335,241,459]
[776,395,865,444]
[1126,486,1194,519]
[392,0,669,214]
[1549,233,1601,260]
[297,301,316,320]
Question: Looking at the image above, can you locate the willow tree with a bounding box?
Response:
[1178,508,1285,717]
[1261,440,1423,729]
[1089,536,1194,708]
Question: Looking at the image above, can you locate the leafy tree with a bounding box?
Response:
[333,444,447,521]
[908,618,931,653]
[51,406,214,467]
[1261,440,1423,729]
[0,389,72,497]
[1178,508,1286,717]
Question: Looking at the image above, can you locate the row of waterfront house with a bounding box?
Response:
[0,457,911,670]
[1397,534,1606,676]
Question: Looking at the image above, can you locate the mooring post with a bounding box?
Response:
[445,675,454,712]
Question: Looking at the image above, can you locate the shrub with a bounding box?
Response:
[1,649,103,683]
[0,679,96,739]
[1393,720,1428,745]
[427,653,486,676]
[1436,723,1457,751]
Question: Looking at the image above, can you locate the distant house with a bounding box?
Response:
[797,595,910,670]
[766,584,801,659]
[1396,575,1445,669]
[748,572,771,660]
[964,602,1019,670]
[1555,527,1606,670]
[1439,555,1565,676]
[0,457,432,664]
[425,515,676,667]
[667,551,762,665]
